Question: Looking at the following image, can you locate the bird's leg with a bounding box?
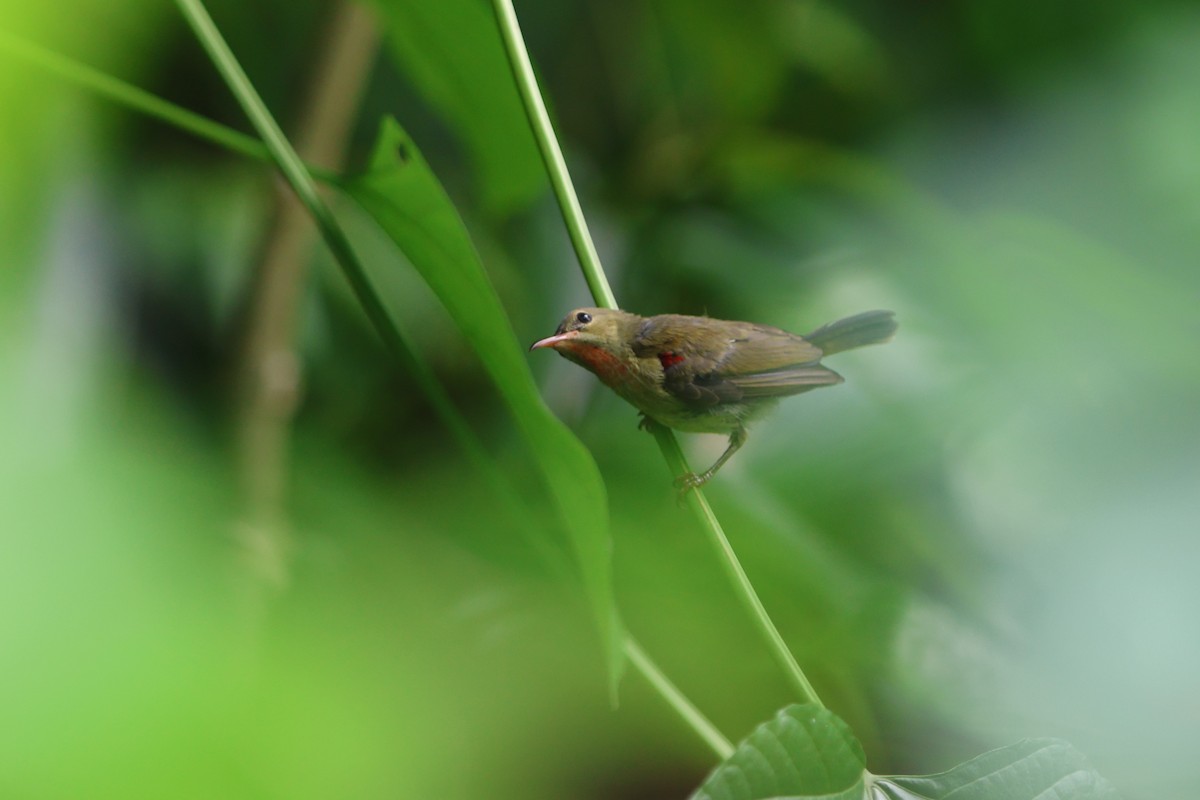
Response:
[637,413,661,433]
[674,426,748,496]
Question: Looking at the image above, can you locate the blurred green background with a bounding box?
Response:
[2,0,1198,797]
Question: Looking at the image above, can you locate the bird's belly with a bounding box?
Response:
[573,349,774,434]
[654,410,744,434]
[625,391,777,435]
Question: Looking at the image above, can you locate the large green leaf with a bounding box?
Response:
[372,0,545,214]
[344,117,623,691]
[692,705,1120,800]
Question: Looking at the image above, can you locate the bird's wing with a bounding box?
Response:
[632,316,838,407]
[716,322,824,374]
[725,365,843,397]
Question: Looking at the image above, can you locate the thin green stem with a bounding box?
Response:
[174,0,381,346]
[489,0,617,309]
[0,30,339,184]
[172,0,568,580]
[492,0,824,710]
[624,637,734,759]
[650,427,824,708]
[6,19,540,560]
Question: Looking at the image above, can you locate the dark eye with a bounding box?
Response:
[575,311,592,325]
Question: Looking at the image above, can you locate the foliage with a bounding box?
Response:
[2,0,1198,796]
[693,705,1118,800]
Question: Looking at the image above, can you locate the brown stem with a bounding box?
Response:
[233,0,380,599]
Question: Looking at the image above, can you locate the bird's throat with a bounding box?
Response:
[559,342,630,386]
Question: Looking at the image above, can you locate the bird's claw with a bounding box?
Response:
[637,413,658,433]
[672,471,708,502]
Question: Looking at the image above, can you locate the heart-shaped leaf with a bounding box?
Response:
[692,705,1120,800]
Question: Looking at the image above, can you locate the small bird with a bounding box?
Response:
[531,307,897,492]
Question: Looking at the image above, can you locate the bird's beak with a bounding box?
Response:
[529,330,579,352]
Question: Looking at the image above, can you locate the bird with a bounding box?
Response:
[530,306,897,493]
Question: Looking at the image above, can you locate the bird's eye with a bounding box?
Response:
[575,311,592,325]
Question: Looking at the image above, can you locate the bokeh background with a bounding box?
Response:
[2,0,1198,797]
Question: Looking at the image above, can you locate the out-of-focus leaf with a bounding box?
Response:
[773,0,891,97]
[658,0,791,121]
[344,117,623,691]
[652,0,887,120]
[372,0,544,214]
[691,705,1119,800]
[872,739,1121,799]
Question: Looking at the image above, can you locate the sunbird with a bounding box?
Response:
[531,307,897,492]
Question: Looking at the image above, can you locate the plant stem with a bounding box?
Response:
[173,0,385,355]
[233,0,380,605]
[491,0,825,710]
[624,637,734,759]
[8,14,546,573]
[650,426,824,708]
[489,0,617,310]
[172,0,570,585]
[0,30,339,184]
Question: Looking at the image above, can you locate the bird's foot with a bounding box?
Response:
[637,413,660,434]
[672,471,710,501]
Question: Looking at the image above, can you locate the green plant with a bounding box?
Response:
[5,0,1171,796]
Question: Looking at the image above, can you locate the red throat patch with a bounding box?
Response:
[561,342,630,385]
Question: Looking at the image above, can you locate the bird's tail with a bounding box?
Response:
[805,310,897,356]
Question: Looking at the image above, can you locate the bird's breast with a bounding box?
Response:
[558,340,750,433]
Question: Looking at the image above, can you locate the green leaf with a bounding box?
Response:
[692,705,1120,800]
[869,740,1122,800]
[373,0,545,214]
[692,705,866,800]
[344,117,623,693]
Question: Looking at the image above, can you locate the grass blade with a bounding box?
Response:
[0,30,338,183]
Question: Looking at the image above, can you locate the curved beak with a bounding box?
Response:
[529,330,579,351]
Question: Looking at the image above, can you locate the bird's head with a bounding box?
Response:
[529,307,639,354]
[529,307,644,383]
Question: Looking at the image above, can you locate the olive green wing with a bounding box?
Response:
[715,321,823,372]
[709,321,840,398]
[632,316,839,407]
[723,364,843,397]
